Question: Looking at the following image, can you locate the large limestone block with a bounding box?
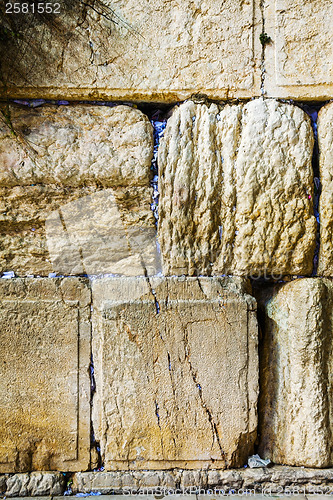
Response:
[257,278,333,467]
[264,0,333,99]
[318,103,333,276]
[158,99,316,276]
[0,277,91,472]
[92,277,258,470]
[0,104,157,276]
[0,0,261,101]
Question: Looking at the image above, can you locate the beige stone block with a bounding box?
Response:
[0,1,261,101]
[0,104,156,276]
[257,278,333,467]
[45,188,160,276]
[264,0,333,99]
[92,277,258,470]
[0,277,91,472]
[318,103,333,276]
[158,99,316,276]
[0,105,153,187]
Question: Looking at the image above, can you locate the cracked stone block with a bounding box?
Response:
[158,99,316,276]
[92,276,258,470]
[257,278,333,467]
[0,0,261,101]
[0,104,156,276]
[318,103,333,276]
[264,0,333,99]
[0,278,91,472]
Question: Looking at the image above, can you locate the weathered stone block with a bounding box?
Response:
[0,105,156,276]
[0,0,261,101]
[0,278,91,472]
[92,277,258,470]
[318,103,333,276]
[257,278,333,467]
[71,467,333,496]
[158,99,316,276]
[264,0,333,100]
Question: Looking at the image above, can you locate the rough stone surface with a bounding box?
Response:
[0,278,91,472]
[92,276,258,470]
[257,278,333,467]
[1,472,65,497]
[72,467,333,494]
[318,103,333,276]
[264,0,333,100]
[0,1,261,101]
[158,99,316,276]
[0,105,156,276]
[72,470,181,494]
[0,105,153,187]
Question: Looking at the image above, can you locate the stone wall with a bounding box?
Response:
[0,0,333,493]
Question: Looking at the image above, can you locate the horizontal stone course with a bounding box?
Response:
[71,467,333,494]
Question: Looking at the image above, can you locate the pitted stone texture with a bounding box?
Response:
[257,278,333,467]
[92,277,258,470]
[264,0,333,100]
[0,105,153,187]
[0,1,261,101]
[318,103,333,276]
[0,104,156,276]
[0,278,91,472]
[158,99,316,276]
[3,472,65,497]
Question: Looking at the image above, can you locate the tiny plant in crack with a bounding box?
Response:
[260,32,272,46]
